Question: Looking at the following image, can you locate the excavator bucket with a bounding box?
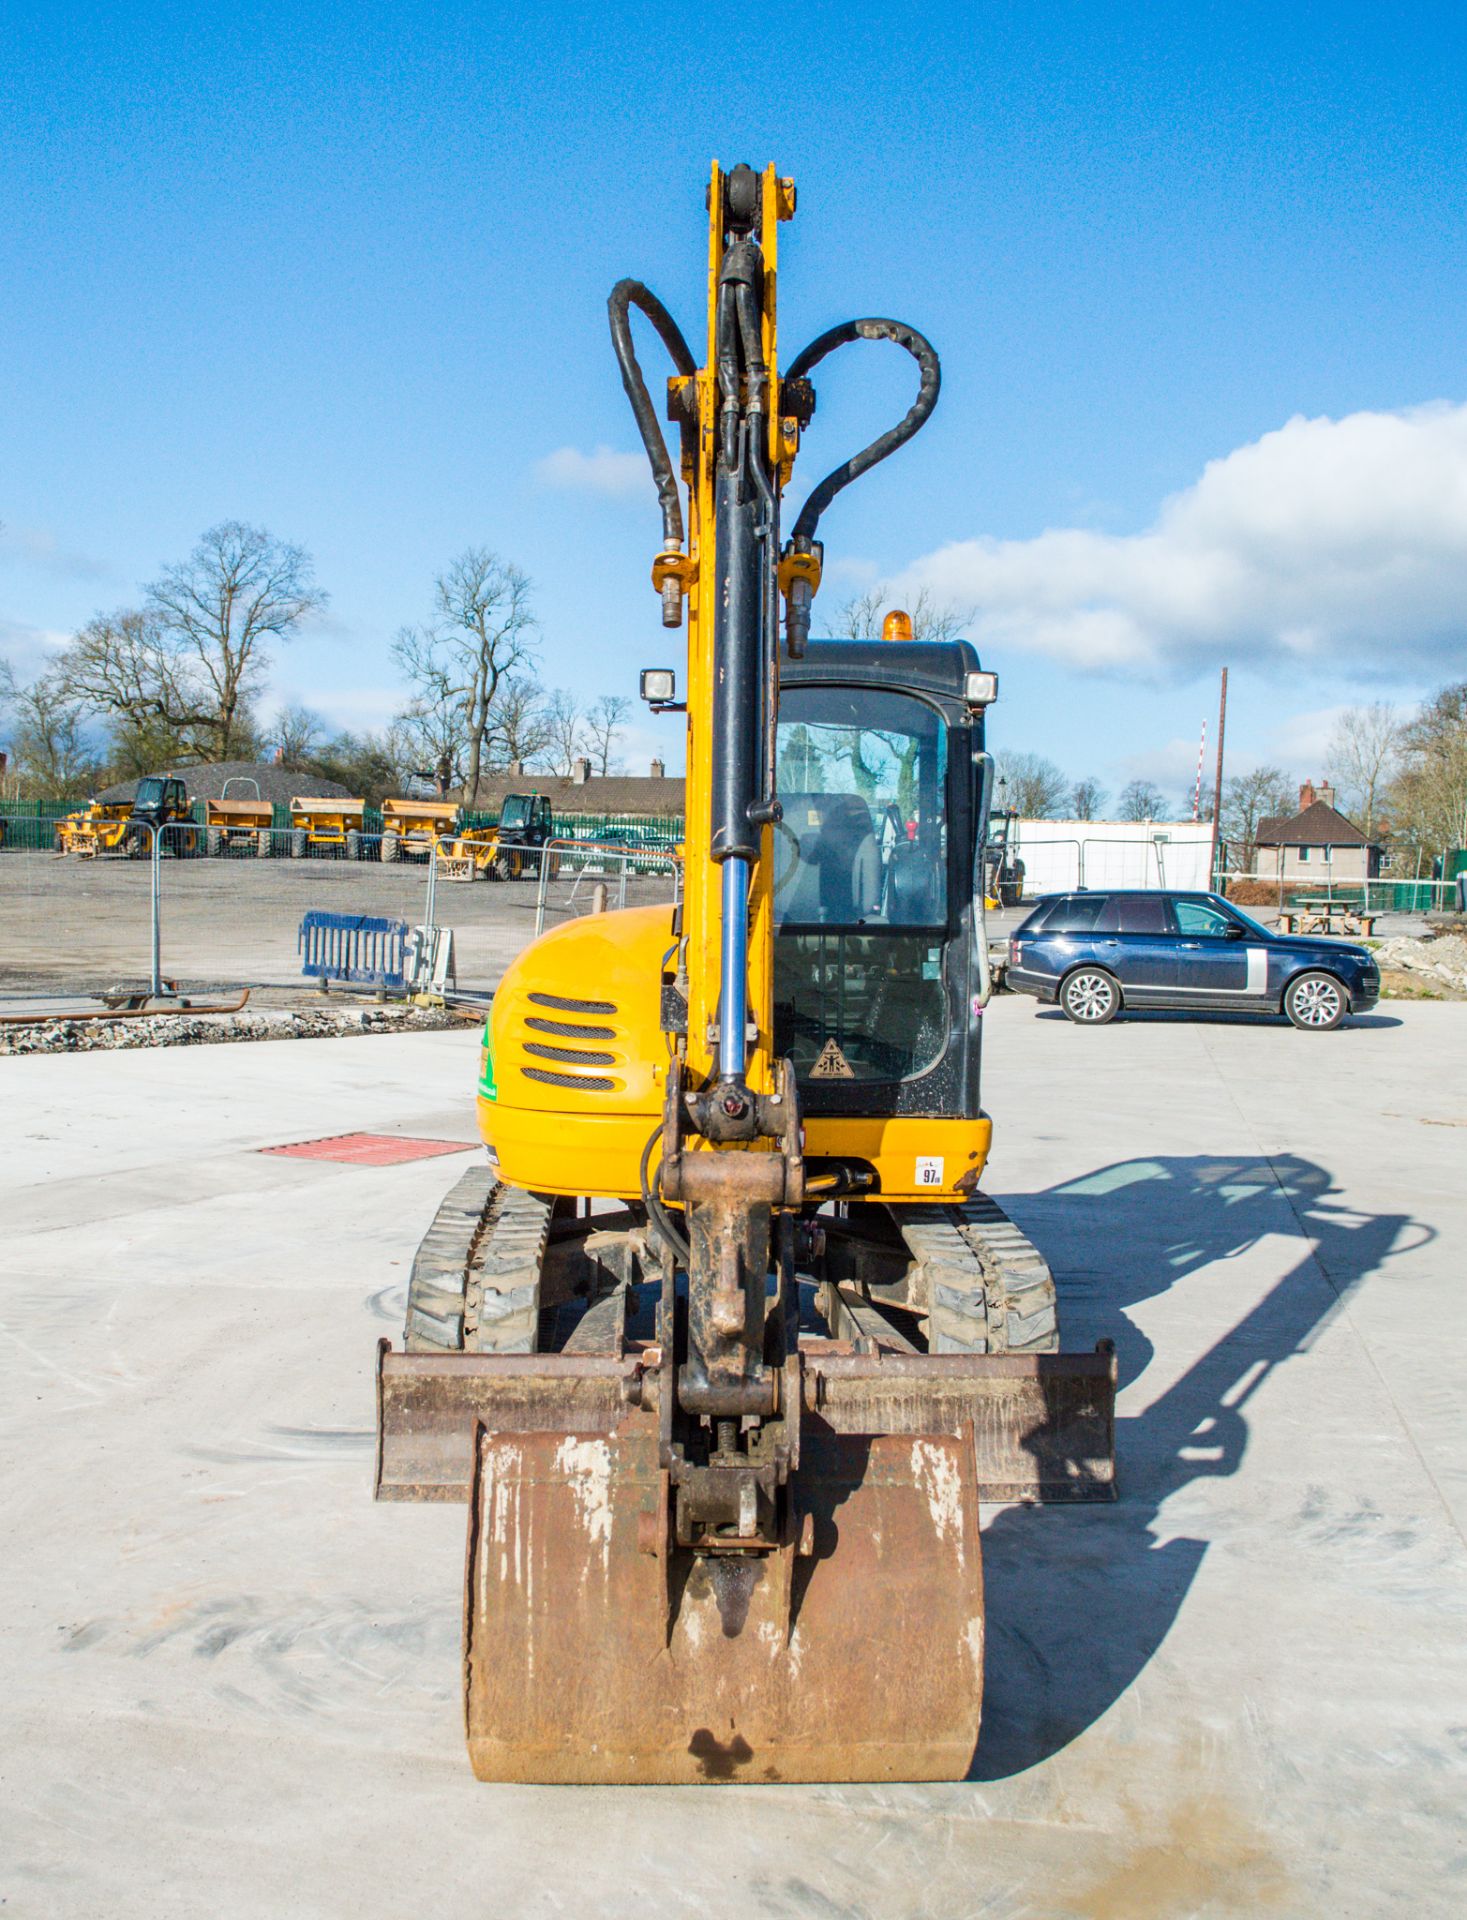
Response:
[464,1415,984,1785]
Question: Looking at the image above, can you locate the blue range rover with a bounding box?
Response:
[1005,890,1380,1030]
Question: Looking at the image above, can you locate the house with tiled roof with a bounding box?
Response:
[1251,781,1382,883]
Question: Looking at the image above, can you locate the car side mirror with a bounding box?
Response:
[1223,922,1246,940]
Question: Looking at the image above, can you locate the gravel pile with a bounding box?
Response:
[0,1003,467,1057]
[1373,933,1467,997]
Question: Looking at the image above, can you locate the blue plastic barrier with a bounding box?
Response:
[298,911,409,988]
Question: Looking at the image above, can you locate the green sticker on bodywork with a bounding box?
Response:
[479,1021,497,1101]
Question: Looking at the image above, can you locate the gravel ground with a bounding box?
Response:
[0,1002,470,1056]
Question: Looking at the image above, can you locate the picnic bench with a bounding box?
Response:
[1276,897,1378,938]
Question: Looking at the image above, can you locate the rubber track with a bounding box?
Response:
[892,1195,1059,1355]
[403,1169,551,1355]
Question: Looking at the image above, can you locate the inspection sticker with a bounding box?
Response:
[915,1156,945,1188]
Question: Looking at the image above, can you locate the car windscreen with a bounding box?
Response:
[499,796,531,829]
[1225,903,1272,939]
[134,778,165,806]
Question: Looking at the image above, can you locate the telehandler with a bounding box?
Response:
[375,163,1116,1784]
[55,775,197,857]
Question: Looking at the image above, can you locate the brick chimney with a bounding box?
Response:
[1298,780,1316,811]
[573,757,592,785]
[650,757,665,779]
[509,758,525,777]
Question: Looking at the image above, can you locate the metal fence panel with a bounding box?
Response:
[532,839,681,937]
[0,840,156,1000]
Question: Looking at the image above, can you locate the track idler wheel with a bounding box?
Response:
[463,1415,984,1784]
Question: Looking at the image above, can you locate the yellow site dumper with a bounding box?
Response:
[206,790,275,856]
[288,795,365,859]
[380,797,461,863]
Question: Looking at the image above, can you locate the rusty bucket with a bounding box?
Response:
[463,1415,984,1785]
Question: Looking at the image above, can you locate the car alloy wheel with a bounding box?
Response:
[1286,973,1345,1030]
[1063,969,1118,1025]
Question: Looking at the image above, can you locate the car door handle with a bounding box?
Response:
[1098,939,1119,947]
[1180,941,1202,948]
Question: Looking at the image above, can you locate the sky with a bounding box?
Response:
[4,1,1467,810]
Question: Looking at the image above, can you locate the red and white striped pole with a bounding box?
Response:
[1191,719,1207,822]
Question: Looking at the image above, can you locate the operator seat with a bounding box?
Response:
[777,793,882,923]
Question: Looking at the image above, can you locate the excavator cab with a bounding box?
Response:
[774,642,990,1119]
[374,161,1116,1786]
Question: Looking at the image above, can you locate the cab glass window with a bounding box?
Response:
[774,686,947,928]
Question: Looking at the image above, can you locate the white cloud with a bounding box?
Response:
[1116,733,1212,796]
[1265,703,1353,771]
[535,445,649,500]
[0,618,70,682]
[900,400,1467,678]
[0,524,111,582]
[824,554,881,589]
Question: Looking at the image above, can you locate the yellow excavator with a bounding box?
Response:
[375,162,1116,1784]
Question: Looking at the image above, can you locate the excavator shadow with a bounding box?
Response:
[969,1151,1431,1781]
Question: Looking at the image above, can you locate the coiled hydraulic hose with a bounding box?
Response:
[784,317,941,545]
[607,280,697,550]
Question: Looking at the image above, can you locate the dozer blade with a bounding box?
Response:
[464,1417,984,1785]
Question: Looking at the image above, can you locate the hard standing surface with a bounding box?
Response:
[2,1005,1465,1916]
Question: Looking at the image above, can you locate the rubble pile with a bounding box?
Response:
[0,1003,466,1057]
[1372,933,1467,998]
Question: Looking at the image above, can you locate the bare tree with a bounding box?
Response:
[1389,681,1467,864]
[838,585,972,643]
[542,689,586,777]
[485,674,553,771]
[57,608,203,760]
[270,704,327,769]
[145,523,325,759]
[994,750,1067,819]
[393,548,537,802]
[56,524,324,765]
[1220,765,1294,864]
[1117,778,1168,822]
[1070,776,1107,820]
[0,662,99,796]
[585,694,630,775]
[393,624,468,792]
[1326,701,1401,841]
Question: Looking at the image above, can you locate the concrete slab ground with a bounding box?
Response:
[2,1001,1465,1918]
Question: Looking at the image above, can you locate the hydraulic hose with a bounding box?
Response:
[784,318,941,544]
[639,1121,691,1269]
[607,280,698,549]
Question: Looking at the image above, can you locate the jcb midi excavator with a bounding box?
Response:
[375,163,1116,1784]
